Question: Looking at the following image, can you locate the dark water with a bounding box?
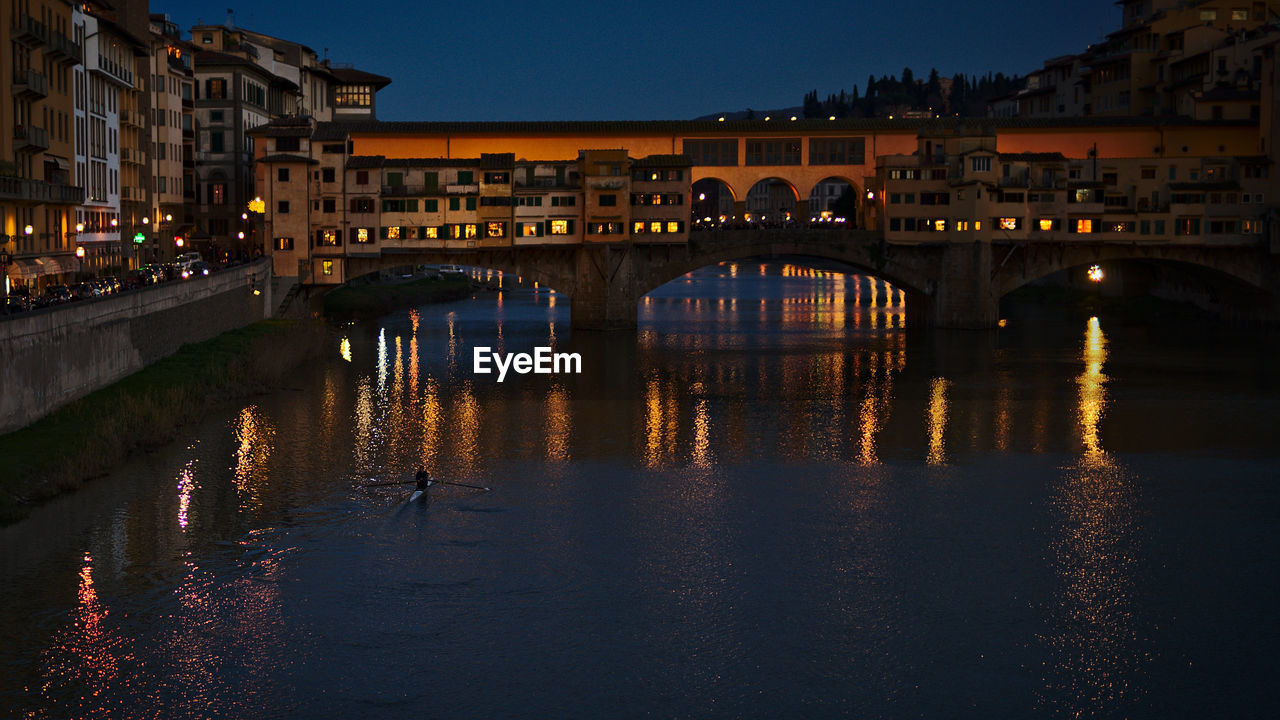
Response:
[2,261,1278,719]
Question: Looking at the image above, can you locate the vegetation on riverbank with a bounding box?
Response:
[0,319,325,525]
[322,275,474,319]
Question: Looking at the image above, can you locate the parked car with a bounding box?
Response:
[72,282,101,300]
[124,269,150,289]
[43,285,72,305]
[3,296,31,314]
[438,264,466,276]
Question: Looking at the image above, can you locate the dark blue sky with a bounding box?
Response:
[158,0,1117,121]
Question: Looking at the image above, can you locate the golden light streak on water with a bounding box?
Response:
[691,397,712,467]
[858,387,880,465]
[994,383,1012,452]
[408,314,419,399]
[353,377,374,473]
[454,385,481,476]
[644,378,665,468]
[545,386,572,462]
[420,377,442,468]
[376,328,388,397]
[1078,317,1110,464]
[1039,316,1140,717]
[926,377,950,465]
[338,337,352,363]
[233,406,275,511]
[177,462,196,531]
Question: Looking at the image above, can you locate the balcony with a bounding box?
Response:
[47,31,82,65]
[0,176,83,205]
[119,110,142,128]
[11,15,48,48]
[11,69,48,100]
[13,125,49,153]
[444,184,479,194]
[94,55,134,88]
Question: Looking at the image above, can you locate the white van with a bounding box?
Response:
[176,251,202,270]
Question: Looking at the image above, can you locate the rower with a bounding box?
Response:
[415,470,432,491]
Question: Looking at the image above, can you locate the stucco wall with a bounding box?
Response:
[0,258,273,434]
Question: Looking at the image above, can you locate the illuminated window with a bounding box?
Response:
[975,221,982,231]
[274,237,293,250]
[356,228,370,243]
[999,217,1019,230]
[1232,9,1248,20]
[550,220,570,235]
[334,84,372,107]
[633,221,646,234]
[423,226,438,239]
[1075,218,1094,233]
[1200,9,1217,21]
[322,260,334,276]
[933,219,946,232]
[465,224,478,239]
[485,222,506,238]
[650,221,663,233]
[386,226,400,240]
[211,183,225,204]
[970,156,991,172]
[956,220,969,231]
[666,221,680,233]
[520,222,541,237]
[1038,219,1054,231]
[317,229,341,246]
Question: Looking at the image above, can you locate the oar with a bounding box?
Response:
[432,480,491,492]
[361,479,418,488]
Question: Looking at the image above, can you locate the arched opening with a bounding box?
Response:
[690,178,737,228]
[999,257,1276,326]
[744,178,800,226]
[641,255,922,333]
[807,177,859,226]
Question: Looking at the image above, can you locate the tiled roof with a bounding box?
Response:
[998,152,1068,162]
[346,155,483,169]
[259,153,318,164]
[329,67,392,89]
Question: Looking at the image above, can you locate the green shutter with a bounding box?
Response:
[387,172,403,186]
[380,226,389,239]
[423,172,438,193]
[449,197,459,211]
[425,199,437,212]
[406,199,418,212]
[458,170,473,184]
[466,197,476,211]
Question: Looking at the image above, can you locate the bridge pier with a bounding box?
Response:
[930,242,999,329]
[569,245,640,330]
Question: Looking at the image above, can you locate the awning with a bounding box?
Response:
[5,259,41,280]
[30,256,79,276]
[45,155,71,172]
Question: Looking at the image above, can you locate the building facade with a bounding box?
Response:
[3,0,84,294]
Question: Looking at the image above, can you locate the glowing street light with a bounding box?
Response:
[23,224,33,235]
[1088,265,1104,283]
[165,213,173,222]
[75,246,85,258]
[142,216,149,224]
[75,222,84,233]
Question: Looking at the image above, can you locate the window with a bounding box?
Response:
[275,137,300,152]
[354,228,372,243]
[1038,218,1058,231]
[351,198,375,213]
[1232,8,1249,20]
[209,131,224,153]
[1208,219,1237,234]
[317,229,340,246]
[335,85,372,107]
[970,156,992,172]
[519,222,543,237]
[465,197,476,211]
[484,172,509,184]
[998,217,1021,230]
[206,78,225,99]
[386,172,403,187]
[449,198,460,211]
[356,171,369,185]
[323,198,336,213]
[745,138,801,166]
[683,139,738,166]
[809,137,866,165]
[1243,219,1262,234]
[322,260,334,276]
[274,237,293,250]
[1107,221,1135,233]
[422,226,439,239]
[322,143,345,154]
[201,33,213,44]
[278,201,290,214]
[479,197,512,206]
[551,220,571,235]
[1074,218,1095,233]
[457,171,474,184]
[277,168,289,182]
[211,183,226,205]
[1176,218,1201,235]
[424,199,438,212]
[384,226,401,239]
[599,194,617,207]
[1200,9,1217,21]
[889,218,901,232]
[485,222,506,238]
[210,110,224,123]
[551,196,576,207]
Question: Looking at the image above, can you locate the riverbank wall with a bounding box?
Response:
[0,259,273,434]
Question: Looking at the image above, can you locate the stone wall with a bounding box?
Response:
[0,259,273,434]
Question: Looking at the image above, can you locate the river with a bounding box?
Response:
[1,261,1277,719]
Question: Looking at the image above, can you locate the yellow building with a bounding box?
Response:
[3,0,83,294]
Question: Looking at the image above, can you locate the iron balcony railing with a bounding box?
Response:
[0,176,83,204]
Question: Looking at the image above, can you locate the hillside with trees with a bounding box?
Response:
[800,68,1023,119]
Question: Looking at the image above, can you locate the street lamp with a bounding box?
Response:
[1088,265,1104,283]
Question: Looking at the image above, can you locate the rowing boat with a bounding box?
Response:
[409,489,426,503]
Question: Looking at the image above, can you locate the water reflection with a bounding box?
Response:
[1040,317,1146,716]
[926,378,950,465]
[232,406,275,513]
